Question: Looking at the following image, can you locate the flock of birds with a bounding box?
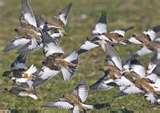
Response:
[2,0,160,112]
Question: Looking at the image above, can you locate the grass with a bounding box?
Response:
[0,0,160,112]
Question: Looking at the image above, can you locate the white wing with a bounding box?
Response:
[61,67,73,81]
[57,3,72,26]
[79,41,99,52]
[64,51,78,63]
[132,65,146,78]
[92,13,107,35]
[105,43,122,70]
[39,66,60,80]
[4,37,30,52]
[145,93,157,104]
[146,73,159,83]
[25,65,37,75]
[72,106,80,113]
[128,37,142,44]
[122,85,143,94]
[143,30,156,41]
[74,80,89,102]
[136,46,152,56]
[21,0,37,27]
[44,42,64,57]
[44,101,73,109]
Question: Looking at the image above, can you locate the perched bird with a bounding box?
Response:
[43,80,94,113]
[128,25,160,56]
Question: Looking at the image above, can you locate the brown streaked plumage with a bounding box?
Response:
[104,33,128,45]
[103,65,122,80]
[15,24,41,39]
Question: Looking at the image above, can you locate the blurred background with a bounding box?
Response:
[0,0,160,112]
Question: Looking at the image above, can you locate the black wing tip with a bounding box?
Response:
[98,11,107,24]
[121,26,134,32]
[93,103,111,109]
[67,2,73,8]
[152,25,160,33]
[77,49,88,55]
[125,26,134,32]
[59,2,73,15]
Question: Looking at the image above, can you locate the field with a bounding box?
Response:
[0,0,160,112]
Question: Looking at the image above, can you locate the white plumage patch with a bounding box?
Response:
[122,85,143,94]
[146,73,159,83]
[136,46,152,56]
[25,65,37,75]
[19,92,38,100]
[61,67,72,81]
[45,101,73,109]
[64,51,78,63]
[59,13,67,25]
[114,76,133,87]
[112,56,123,70]
[24,13,37,27]
[111,30,125,37]
[16,78,28,83]
[128,37,142,44]
[143,30,156,41]
[12,38,30,47]
[147,63,157,74]
[73,106,80,113]
[155,79,160,88]
[77,85,88,102]
[92,23,107,35]
[81,103,94,110]
[39,66,60,80]
[44,43,64,57]
[80,41,99,51]
[132,65,146,78]
[145,93,157,104]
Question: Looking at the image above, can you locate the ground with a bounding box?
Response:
[0,0,160,113]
